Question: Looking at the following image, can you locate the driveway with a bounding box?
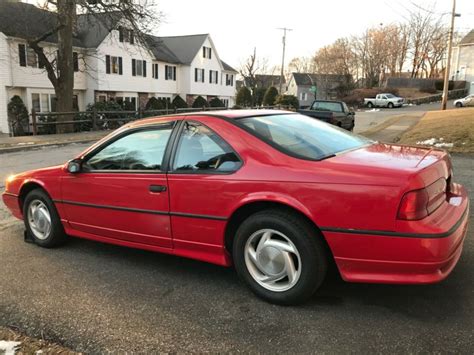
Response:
[0,144,473,353]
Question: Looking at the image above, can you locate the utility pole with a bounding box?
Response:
[442,0,460,110]
[278,27,292,95]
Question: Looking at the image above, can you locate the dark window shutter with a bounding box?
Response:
[209,48,212,59]
[118,57,123,75]
[203,47,206,58]
[216,71,218,84]
[152,64,154,78]
[143,60,146,77]
[195,68,198,82]
[173,66,176,81]
[38,54,46,69]
[118,26,124,42]
[202,69,205,83]
[73,52,79,72]
[130,30,134,44]
[105,55,111,74]
[209,70,212,83]
[18,44,26,67]
[132,59,136,76]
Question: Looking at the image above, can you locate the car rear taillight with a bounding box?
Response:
[398,189,429,220]
[397,178,447,220]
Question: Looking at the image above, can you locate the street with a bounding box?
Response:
[0,141,473,352]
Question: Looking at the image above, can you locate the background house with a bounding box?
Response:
[286,73,352,107]
[0,2,238,134]
[451,29,474,95]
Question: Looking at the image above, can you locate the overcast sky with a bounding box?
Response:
[155,0,473,70]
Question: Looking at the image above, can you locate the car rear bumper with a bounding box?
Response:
[324,185,469,284]
[2,192,23,220]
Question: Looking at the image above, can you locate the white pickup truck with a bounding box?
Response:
[364,93,404,108]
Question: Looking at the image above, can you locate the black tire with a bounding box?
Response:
[455,102,463,108]
[233,209,328,305]
[387,102,394,109]
[367,102,374,108]
[23,189,67,248]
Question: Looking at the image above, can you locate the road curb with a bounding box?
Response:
[0,139,98,155]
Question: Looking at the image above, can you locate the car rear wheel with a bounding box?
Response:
[367,102,374,108]
[23,189,67,248]
[455,102,463,108]
[233,209,328,305]
[388,102,394,108]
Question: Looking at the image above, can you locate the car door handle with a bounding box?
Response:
[149,185,167,193]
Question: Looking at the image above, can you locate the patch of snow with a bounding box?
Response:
[17,142,35,146]
[0,341,21,355]
[416,138,454,148]
[434,142,454,148]
[416,138,437,145]
[364,108,381,112]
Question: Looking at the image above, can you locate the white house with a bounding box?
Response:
[451,29,474,95]
[0,2,238,134]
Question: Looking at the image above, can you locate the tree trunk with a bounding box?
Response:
[55,0,76,134]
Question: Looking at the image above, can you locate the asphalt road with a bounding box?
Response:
[0,144,473,352]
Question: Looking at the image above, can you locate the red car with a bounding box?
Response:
[2,110,469,304]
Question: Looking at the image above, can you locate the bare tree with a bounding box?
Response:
[20,0,159,133]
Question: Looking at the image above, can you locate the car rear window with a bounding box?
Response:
[311,101,343,112]
[238,113,372,160]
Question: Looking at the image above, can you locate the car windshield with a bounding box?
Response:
[238,114,372,160]
[385,94,396,98]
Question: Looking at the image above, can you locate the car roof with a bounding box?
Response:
[127,109,293,128]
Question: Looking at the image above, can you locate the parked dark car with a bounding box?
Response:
[297,100,355,131]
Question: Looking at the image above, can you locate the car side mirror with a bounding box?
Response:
[67,159,82,174]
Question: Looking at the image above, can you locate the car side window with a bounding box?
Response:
[83,124,174,171]
[172,121,242,173]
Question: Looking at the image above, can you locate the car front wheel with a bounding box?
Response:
[233,209,328,305]
[455,102,463,108]
[23,189,67,248]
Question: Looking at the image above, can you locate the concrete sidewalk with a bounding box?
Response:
[359,113,423,143]
[0,131,109,154]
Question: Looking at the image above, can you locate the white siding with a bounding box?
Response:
[0,33,12,133]
[187,37,226,97]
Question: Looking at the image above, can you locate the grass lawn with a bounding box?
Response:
[398,108,474,153]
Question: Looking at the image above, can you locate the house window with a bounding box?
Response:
[300,92,307,101]
[18,44,39,68]
[31,93,58,112]
[195,68,205,83]
[118,26,135,44]
[132,59,146,77]
[152,63,159,79]
[209,70,218,84]
[165,65,176,80]
[116,96,137,110]
[105,55,122,75]
[225,74,234,86]
[222,99,229,107]
[203,46,212,59]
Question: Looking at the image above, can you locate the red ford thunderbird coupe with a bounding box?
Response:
[2,110,469,304]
